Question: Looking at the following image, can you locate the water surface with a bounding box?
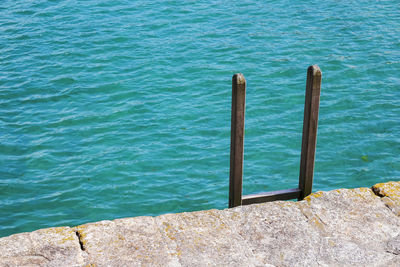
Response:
[1,0,399,237]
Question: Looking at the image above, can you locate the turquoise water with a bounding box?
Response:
[1,0,399,237]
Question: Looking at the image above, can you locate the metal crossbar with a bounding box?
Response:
[229,65,322,208]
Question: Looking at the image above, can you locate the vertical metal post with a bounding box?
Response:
[298,65,322,200]
[229,73,246,208]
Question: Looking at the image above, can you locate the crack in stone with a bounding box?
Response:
[382,200,395,212]
[301,210,310,221]
[75,231,85,251]
[385,250,400,256]
[371,186,398,215]
[386,234,400,256]
[371,186,384,198]
[298,204,312,222]
[31,254,50,261]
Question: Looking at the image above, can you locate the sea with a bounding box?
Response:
[1,0,399,237]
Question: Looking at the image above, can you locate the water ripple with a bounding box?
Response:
[1,0,399,237]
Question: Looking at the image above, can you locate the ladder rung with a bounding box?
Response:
[242,188,301,205]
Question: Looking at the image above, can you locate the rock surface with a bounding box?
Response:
[1,181,400,266]
[373,181,400,216]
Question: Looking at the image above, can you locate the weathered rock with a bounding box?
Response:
[73,216,178,266]
[387,234,400,256]
[223,187,400,266]
[0,227,87,266]
[372,181,400,216]
[224,200,320,266]
[1,181,400,266]
[155,209,263,266]
[299,187,400,266]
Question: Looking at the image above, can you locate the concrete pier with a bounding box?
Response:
[1,181,400,266]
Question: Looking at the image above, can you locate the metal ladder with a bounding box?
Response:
[229,65,322,208]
